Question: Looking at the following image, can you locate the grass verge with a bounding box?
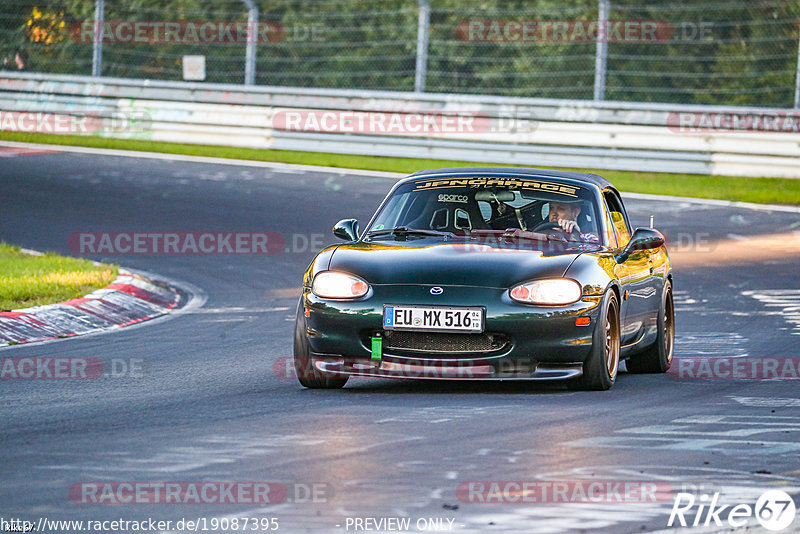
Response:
[0,242,118,311]
[2,131,800,205]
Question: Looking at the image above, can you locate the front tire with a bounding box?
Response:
[293,301,348,389]
[627,280,674,374]
[567,289,620,391]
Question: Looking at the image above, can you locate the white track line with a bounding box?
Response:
[2,140,800,214]
[0,140,404,179]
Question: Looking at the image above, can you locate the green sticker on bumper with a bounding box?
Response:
[371,334,383,361]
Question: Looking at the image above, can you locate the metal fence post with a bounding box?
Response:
[794,26,800,108]
[92,0,104,77]
[242,0,259,85]
[415,0,430,93]
[594,0,609,101]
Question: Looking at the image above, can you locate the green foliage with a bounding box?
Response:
[1,1,798,104]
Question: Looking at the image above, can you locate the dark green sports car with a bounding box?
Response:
[294,167,674,390]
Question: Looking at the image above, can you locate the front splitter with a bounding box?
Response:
[313,357,583,381]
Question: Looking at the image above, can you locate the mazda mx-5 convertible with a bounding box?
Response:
[294,167,674,390]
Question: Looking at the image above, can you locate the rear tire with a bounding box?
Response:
[293,302,348,389]
[567,289,620,391]
[626,280,674,374]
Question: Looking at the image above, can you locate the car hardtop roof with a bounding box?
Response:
[405,167,615,192]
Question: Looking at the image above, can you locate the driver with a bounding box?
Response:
[548,200,582,233]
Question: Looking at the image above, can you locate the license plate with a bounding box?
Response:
[383,305,484,333]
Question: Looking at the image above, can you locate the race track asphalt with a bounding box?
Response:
[1,148,799,533]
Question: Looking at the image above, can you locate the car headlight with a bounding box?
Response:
[312,271,370,299]
[509,278,582,305]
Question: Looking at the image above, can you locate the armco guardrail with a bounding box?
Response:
[1,72,799,178]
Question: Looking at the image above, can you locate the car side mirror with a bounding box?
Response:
[333,218,359,241]
[616,227,665,262]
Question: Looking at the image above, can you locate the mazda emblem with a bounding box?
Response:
[430,287,444,295]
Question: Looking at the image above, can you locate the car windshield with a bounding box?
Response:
[366,176,602,244]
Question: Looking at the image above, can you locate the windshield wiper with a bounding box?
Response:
[365,226,456,239]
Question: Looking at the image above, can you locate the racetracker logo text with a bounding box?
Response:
[69,482,287,505]
[272,110,493,135]
[67,232,285,255]
[457,20,675,42]
[0,111,150,135]
[0,357,146,380]
[275,356,496,380]
[456,480,675,503]
[68,482,330,505]
[669,357,800,380]
[667,112,800,134]
[69,21,287,44]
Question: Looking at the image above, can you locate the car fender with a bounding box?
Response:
[563,252,618,298]
[303,245,340,288]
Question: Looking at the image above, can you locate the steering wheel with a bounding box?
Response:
[532,220,574,233]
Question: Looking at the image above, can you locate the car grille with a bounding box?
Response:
[383,331,509,354]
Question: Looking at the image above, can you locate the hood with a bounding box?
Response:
[328,238,587,288]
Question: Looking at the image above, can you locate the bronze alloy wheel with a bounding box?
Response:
[605,303,620,379]
[568,290,620,390]
[626,280,674,374]
[664,289,674,365]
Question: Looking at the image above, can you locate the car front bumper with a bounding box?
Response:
[301,283,603,380]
